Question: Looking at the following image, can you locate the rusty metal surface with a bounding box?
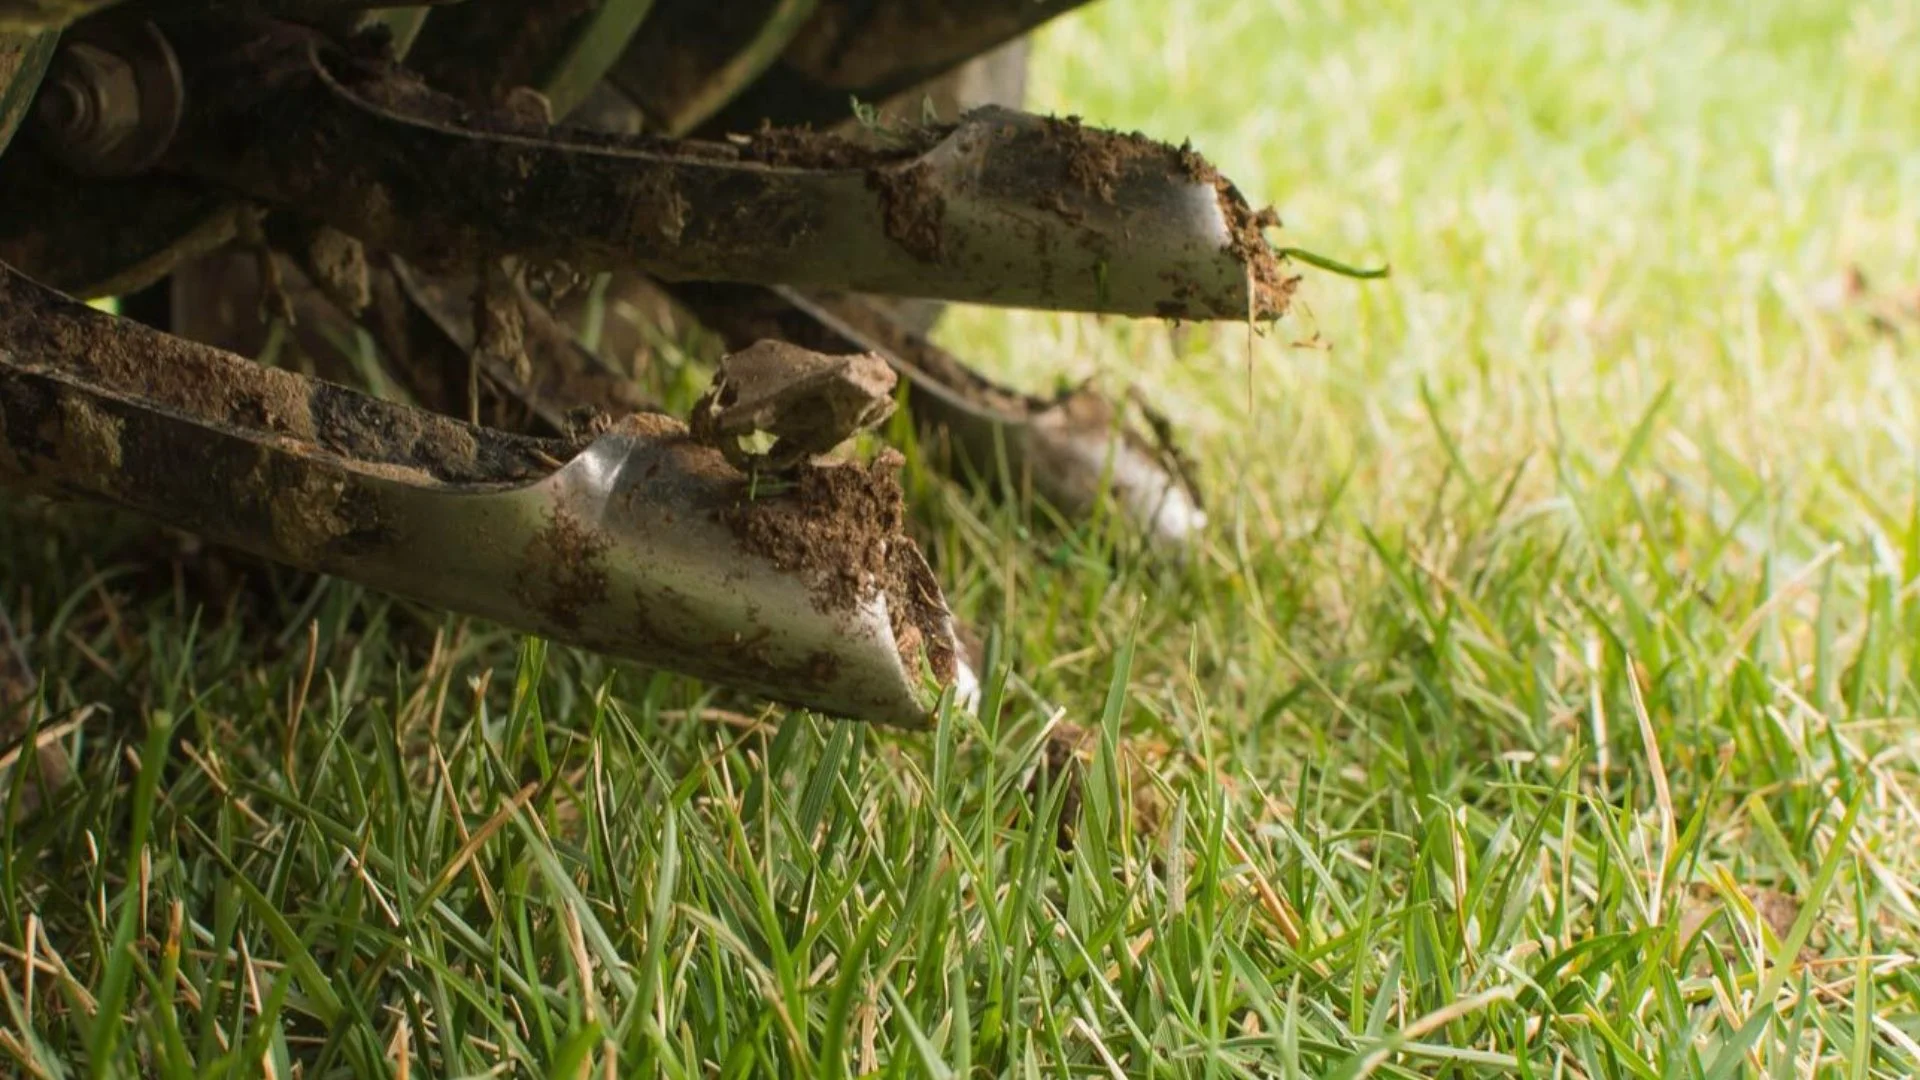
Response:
[0,259,968,726]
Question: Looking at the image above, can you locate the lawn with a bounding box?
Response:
[5,0,1920,1075]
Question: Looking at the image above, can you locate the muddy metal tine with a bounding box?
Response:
[785,289,1209,549]
[152,21,1293,322]
[0,259,970,726]
[381,258,660,434]
[664,279,1208,550]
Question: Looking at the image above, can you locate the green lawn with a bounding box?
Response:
[6,0,1920,1075]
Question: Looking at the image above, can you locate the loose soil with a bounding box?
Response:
[719,449,956,682]
[869,161,947,263]
[0,265,569,487]
[1038,115,1297,319]
[736,121,944,170]
[514,506,613,631]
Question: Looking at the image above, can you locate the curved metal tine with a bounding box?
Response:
[0,259,968,727]
[159,26,1292,321]
[382,257,660,434]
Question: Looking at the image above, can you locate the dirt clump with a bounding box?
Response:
[885,540,957,684]
[1172,146,1299,319]
[719,449,956,683]
[55,395,125,480]
[722,452,905,613]
[1047,116,1122,204]
[264,466,352,562]
[738,119,949,170]
[302,226,372,316]
[870,162,947,263]
[1034,117,1298,320]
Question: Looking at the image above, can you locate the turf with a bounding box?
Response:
[5,0,1920,1075]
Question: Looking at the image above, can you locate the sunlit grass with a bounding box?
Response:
[4,0,1920,1075]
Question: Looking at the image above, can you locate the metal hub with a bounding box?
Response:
[31,18,182,176]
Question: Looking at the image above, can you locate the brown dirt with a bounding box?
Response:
[513,506,612,632]
[1676,882,1815,969]
[869,161,948,263]
[1,265,569,487]
[1052,116,1121,204]
[302,226,372,317]
[1037,116,1299,320]
[737,118,949,170]
[887,540,958,684]
[1222,191,1300,319]
[474,266,532,386]
[718,449,956,683]
[721,453,905,613]
[263,465,351,562]
[56,395,125,477]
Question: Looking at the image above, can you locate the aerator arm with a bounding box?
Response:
[0,260,971,726]
[141,21,1296,323]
